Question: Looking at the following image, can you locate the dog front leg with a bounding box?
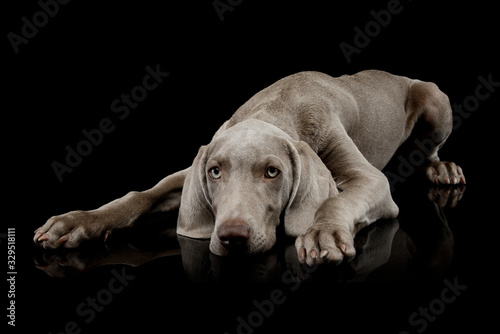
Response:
[34,168,189,249]
[295,168,398,266]
[296,120,399,266]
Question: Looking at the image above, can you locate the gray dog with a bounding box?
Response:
[34,70,465,266]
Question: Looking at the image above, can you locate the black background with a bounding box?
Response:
[3,0,499,333]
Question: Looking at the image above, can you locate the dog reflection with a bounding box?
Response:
[35,183,459,282]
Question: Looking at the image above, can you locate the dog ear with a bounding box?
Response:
[284,140,338,237]
[177,146,215,239]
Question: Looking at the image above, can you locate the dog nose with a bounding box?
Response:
[217,221,250,249]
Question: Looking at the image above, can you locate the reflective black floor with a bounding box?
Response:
[33,182,458,283]
[25,176,492,334]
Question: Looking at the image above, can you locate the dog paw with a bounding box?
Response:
[34,211,109,249]
[295,224,356,267]
[427,185,466,208]
[425,161,466,185]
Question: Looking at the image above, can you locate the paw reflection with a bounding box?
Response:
[34,250,94,278]
[427,185,466,207]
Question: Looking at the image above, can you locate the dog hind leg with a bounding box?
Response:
[404,81,466,185]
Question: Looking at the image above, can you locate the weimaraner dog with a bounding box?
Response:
[34,70,465,266]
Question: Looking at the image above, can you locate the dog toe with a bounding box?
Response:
[425,161,465,185]
[34,211,101,249]
[295,225,356,266]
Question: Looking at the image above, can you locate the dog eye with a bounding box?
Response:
[265,167,280,178]
[208,167,222,179]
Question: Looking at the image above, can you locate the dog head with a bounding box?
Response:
[177,119,337,256]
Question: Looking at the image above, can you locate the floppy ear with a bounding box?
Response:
[177,146,215,239]
[284,140,338,237]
